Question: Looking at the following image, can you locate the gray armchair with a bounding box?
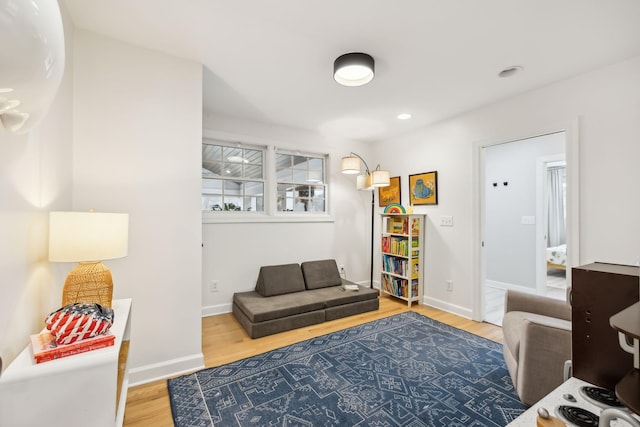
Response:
[502,290,572,405]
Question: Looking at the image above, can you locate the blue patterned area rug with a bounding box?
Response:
[167,311,526,426]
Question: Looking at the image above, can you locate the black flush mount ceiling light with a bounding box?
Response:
[333,52,375,86]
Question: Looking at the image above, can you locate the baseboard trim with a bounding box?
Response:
[486,279,536,294]
[423,296,473,319]
[128,353,204,387]
[202,303,232,317]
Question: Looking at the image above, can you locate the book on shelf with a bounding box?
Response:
[381,236,390,253]
[31,330,115,363]
[387,217,408,234]
[382,254,408,276]
[382,236,410,256]
[411,258,419,279]
[411,218,420,235]
[382,274,410,297]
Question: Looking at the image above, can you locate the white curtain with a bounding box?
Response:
[547,166,566,247]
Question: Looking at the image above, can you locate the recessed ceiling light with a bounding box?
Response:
[397,113,412,120]
[498,66,523,78]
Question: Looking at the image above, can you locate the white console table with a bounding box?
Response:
[0,298,132,427]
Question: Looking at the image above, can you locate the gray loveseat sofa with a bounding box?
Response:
[232,259,379,338]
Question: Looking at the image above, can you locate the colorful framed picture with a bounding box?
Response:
[378,176,401,207]
[409,171,438,205]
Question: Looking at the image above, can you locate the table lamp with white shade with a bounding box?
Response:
[49,211,129,308]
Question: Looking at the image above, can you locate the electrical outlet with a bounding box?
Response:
[338,265,347,279]
[446,280,453,291]
[209,280,219,292]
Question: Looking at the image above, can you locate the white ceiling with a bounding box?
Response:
[62,0,640,142]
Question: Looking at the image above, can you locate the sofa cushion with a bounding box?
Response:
[502,310,572,360]
[233,303,325,339]
[233,291,326,323]
[301,259,342,290]
[255,263,306,297]
[325,298,379,321]
[306,283,379,307]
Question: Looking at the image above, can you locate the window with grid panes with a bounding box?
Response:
[276,152,326,213]
[201,141,264,212]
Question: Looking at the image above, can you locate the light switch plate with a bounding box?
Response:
[440,216,454,227]
[521,216,536,225]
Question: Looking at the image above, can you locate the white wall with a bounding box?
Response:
[72,30,204,384]
[0,5,74,368]
[201,114,378,314]
[485,133,564,289]
[5,21,635,385]
[375,55,640,319]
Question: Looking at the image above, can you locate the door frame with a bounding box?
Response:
[471,119,580,321]
[536,154,567,293]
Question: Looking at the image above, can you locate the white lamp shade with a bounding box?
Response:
[49,212,129,262]
[371,170,390,187]
[341,156,361,174]
[356,174,373,191]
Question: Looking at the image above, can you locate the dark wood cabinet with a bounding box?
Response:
[571,262,640,390]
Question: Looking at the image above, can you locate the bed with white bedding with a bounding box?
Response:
[546,243,567,270]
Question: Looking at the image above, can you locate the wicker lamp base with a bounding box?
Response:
[61,261,113,308]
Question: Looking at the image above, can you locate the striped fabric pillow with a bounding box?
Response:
[45,303,114,345]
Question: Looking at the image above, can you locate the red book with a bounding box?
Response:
[31,331,115,363]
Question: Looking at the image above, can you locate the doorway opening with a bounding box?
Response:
[539,157,567,299]
[480,131,569,326]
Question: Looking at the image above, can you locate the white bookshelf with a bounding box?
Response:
[380,214,425,307]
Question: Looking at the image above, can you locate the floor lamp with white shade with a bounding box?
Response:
[341,153,390,288]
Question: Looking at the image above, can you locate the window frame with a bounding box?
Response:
[275,149,328,214]
[202,137,333,224]
[201,138,266,214]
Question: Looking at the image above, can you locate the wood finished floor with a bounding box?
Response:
[122,294,504,426]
